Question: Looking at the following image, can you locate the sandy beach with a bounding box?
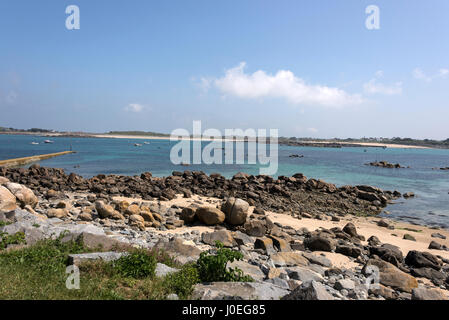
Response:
[91,134,246,142]
[298,140,431,149]
[92,135,433,149]
[114,194,449,262]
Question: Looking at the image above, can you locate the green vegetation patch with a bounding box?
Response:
[0,238,253,300]
[196,241,254,283]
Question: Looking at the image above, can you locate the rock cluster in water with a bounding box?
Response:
[366,161,407,169]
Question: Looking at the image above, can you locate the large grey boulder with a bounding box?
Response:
[68,252,127,265]
[335,279,356,291]
[196,206,225,225]
[202,230,236,247]
[363,258,418,293]
[281,280,334,300]
[285,266,323,282]
[269,252,309,267]
[221,197,249,225]
[304,235,336,252]
[154,237,202,265]
[155,263,179,277]
[227,260,265,281]
[180,207,197,223]
[405,250,442,271]
[301,252,332,267]
[192,281,289,300]
[411,287,449,300]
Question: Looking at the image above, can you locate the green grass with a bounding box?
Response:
[0,238,254,300]
[0,231,26,250]
[196,241,254,283]
[0,221,12,227]
[0,236,191,300]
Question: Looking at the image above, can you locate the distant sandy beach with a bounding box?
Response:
[91,134,246,142]
[301,140,431,149]
[0,131,433,149]
[96,135,431,149]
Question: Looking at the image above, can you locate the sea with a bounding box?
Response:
[1,134,448,228]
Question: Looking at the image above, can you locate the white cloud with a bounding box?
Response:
[192,76,212,93]
[374,70,384,78]
[439,68,449,78]
[363,80,402,95]
[413,68,432,82]
[5,90,18,104]
[363,71,402,96]
[413,67,448,82]
[198,77,212,92]
[124,103,144,113]
[210,62,363,107]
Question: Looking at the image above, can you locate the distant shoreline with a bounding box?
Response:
[0,131,436,149]
[290,140,431,149]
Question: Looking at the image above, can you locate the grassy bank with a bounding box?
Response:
[0,236,194,300]
[0,235,251,300]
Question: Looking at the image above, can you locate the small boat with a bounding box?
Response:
[44,140,54,144]
[31,142,39,145]
[143,142,150,145]
[134,143,142,147]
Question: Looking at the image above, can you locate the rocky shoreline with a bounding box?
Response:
[0,165,406,218]
[1,165,449,300]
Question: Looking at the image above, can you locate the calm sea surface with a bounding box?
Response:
[1,134,448,228]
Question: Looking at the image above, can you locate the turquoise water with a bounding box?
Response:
[1,134,449,227]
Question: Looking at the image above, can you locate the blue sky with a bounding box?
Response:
[0,0,448,139]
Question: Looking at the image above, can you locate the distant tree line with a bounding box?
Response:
[0,127,55,133]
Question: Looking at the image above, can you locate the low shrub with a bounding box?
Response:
[196,241,253,283]
[114,249,157,279]
[0,231,26,250]
[163,263,200,299]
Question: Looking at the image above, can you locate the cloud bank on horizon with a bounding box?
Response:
[204,62,363,107]
[363,71,402,96]
[413,68,449,82]
[124,103,144,113]
[199,62,449,109]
